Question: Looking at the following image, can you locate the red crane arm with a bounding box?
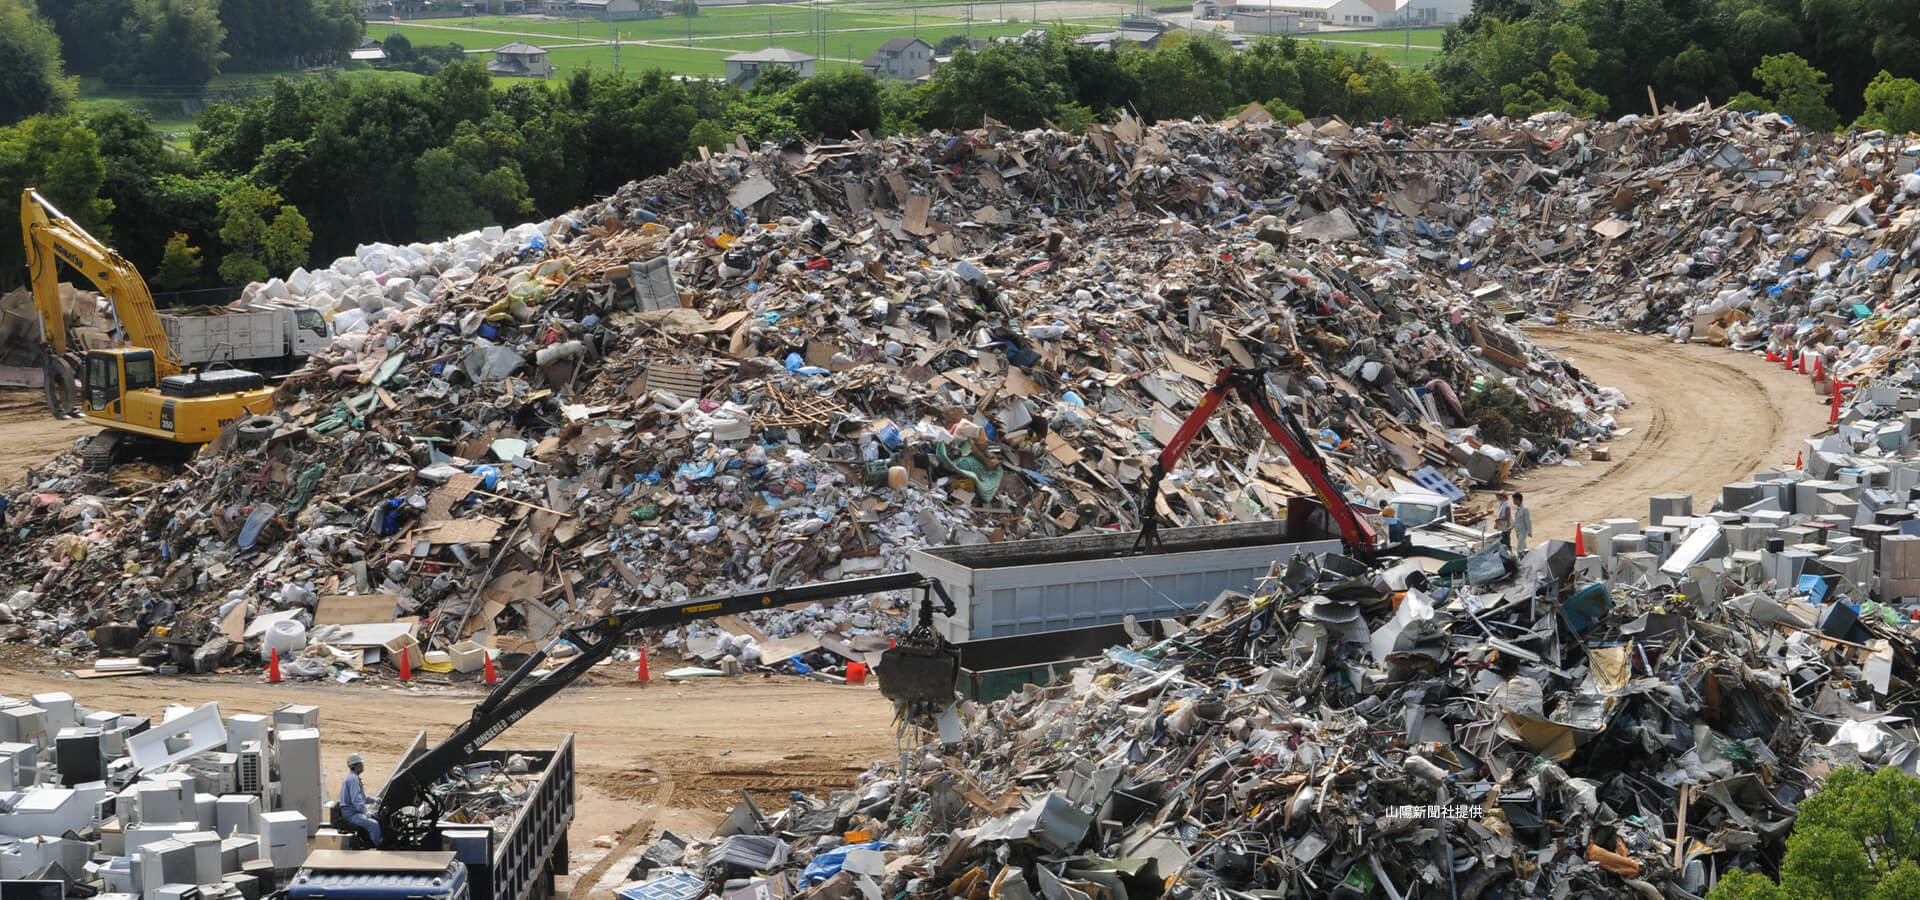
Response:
[1134,367,1377,557]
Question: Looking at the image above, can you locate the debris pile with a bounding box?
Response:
[0,114,1634,671]
[619,527,1920,899]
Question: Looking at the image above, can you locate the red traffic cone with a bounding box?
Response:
[1574,523,1586,557]
[1797,351,1808,374]
[482,652,498,684]
[1765,350,1782,363]
[1783,351,1794,369]
[635,648,650,682]
[267,648,282,684]
[1795,450,1804,470]
[845,662,868,685]
[398,647,413,682]
[1812,355,1824,380]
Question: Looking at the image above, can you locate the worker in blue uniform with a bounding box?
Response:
[341,753,382,847]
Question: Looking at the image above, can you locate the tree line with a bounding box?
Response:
[2,0,1919,297]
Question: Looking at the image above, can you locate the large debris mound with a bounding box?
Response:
[3,113,1646,667]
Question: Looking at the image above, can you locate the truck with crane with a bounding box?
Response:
[279,572,960,900]
[20,188,280,469]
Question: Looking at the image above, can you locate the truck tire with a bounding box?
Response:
[236,414,282,444]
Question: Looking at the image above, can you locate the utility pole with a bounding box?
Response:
[768,12,774,47]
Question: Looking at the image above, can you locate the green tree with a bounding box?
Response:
[413,118,533,238]
[0,115,110,291]
[1233,39,1305,115]
[685,119,729,157]
[1856,71,1920,134]
[0,0,73,126]
[153,233,203,290]
[108,0,228,88]
[216,183,311,284]
[922,40,1067,130]
[1432,17,1607,117]
[33,0,135,78]
[789,69,881,138]
[1741,52,1839,130]
[1122,33,1234,122]
[1707,768,1920,900]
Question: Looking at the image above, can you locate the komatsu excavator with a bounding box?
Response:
[21,188,275,469]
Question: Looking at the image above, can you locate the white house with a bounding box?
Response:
[487,41,555,78]
[862,37,934,81]
[1381,0,1470,26]
[724,48,816,88]
[1230,0,1397,28]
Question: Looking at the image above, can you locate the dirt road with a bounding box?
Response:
[0,391,92,486]
[0,331,1839,895]
[1514,329,1832,543]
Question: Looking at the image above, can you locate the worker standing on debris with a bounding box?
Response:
[1494,492,1514,548]
[1381,506,1408,549]
[340,753,381,847]
[1512,492,1532,552]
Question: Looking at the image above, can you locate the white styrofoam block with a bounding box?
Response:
[127,703,225,773]
[124,822,194,860]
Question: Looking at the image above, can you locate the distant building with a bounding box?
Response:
[724,48,816,88]
[862,37,934,81]
[1230,0,1391,27]
[1193,0,1225,19]
[1381,0,1467,26]
[574,0,657,19]
[1232,9,1319,33]
[487,41,555,78]
[350,37,388,62]
[1071,27,1164,51]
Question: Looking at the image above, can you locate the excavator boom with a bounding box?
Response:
[21,188,181,375]
[1134,366,1378,556]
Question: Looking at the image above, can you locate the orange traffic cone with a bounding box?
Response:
[846,662,868,685]
[482,652,498,685]
[1797,351,1808,374]
[1765,350,1782,363]
[1574,523,1585,557]
[635,648,650,682]
[267,648,282,684]
[1812,355,1824,380]
[398,647,413,682]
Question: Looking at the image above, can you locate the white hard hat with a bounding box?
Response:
[347,753,365,767]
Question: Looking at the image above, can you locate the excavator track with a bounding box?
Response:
[81,431,122,473]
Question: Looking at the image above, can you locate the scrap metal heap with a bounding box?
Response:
[0,113,1629,671]
[618,541,1919,900]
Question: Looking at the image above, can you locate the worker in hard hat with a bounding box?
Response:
[340,753,382,847]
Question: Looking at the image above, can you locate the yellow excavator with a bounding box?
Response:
[21,188,275,470]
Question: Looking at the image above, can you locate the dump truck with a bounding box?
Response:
[285,735,575,900]
[158,305,330,374]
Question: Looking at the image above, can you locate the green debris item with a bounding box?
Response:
[630,503,660,521]
[282,463,327,515]
[936,440,1002,502]
[371,354,407,387]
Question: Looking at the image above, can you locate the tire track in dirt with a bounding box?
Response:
[1516,330,1828,541]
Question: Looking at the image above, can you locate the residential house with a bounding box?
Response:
[723,48,816,88]
[349,37,388,62]
[861,37,934,81]
[487,41,555,78]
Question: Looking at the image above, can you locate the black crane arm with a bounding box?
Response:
[374,571,952,848]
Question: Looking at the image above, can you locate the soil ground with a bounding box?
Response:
[0,332,1833,894]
